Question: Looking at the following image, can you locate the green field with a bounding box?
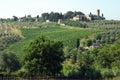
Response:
[5,26,101,57]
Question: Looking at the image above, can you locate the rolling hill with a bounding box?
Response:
[5,26,101,57]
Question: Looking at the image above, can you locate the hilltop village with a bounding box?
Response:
[0,9,105,22]
[42,9,105,22]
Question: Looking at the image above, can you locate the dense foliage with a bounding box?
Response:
[0,51,21,73]
[41,11,84,22]
[0,33,21,50]
[62,39,120,79]
[22,36,64,76]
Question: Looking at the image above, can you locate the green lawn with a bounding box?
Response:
[5,26,101,57]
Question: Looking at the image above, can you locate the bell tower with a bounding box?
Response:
[97,9,100,16]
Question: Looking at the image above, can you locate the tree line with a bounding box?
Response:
[0,11,85,22]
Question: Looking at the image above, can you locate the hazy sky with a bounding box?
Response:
[0,0,119,20]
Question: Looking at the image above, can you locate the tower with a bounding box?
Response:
[102,13,104,17]
[97,9,100,16]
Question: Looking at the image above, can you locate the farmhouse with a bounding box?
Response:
[72,14,86,21]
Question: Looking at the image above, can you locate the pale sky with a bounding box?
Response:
[0,0,119,20]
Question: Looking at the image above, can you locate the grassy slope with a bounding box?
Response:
[5,26,101,57]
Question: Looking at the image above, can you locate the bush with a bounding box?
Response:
[0,51,21,73]
[22,36,64,76]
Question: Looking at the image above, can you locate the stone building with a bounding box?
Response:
[71,14,87,21]
[71,9,105,21]
[86,9,105,20]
